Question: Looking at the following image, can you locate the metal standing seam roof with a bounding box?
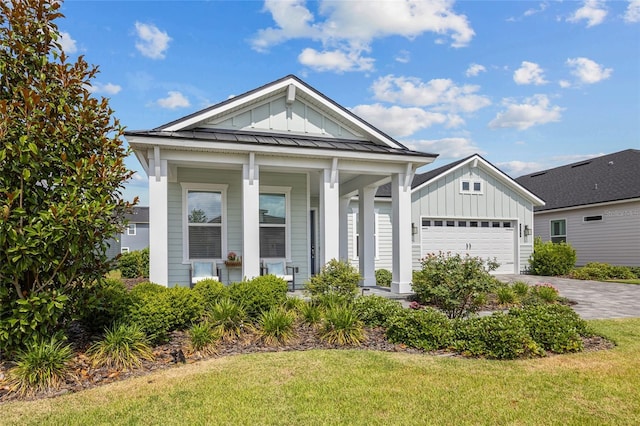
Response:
[515,149,640,212]
[125,128,437,158]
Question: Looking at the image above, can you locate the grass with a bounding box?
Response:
[606,279,640,285]
[2,318,640,425]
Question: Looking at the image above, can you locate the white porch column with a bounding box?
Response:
[391,172,413,293]
[242,157,260,279]
[319,167,340,266]
[358,186,376,287]
[148,156,169,286]
[339,197,350,261]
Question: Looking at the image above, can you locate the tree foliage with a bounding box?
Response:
[0,0,134,353]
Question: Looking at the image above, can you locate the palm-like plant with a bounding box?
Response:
[320,305,365,346]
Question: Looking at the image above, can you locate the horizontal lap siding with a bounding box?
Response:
[534,201,640,266]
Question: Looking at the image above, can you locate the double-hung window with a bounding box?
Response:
[183,184,227,260]
[259,188,290,259]
[126,223,136,236]
[550,219,566,243]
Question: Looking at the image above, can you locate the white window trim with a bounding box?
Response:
[351,209,379,261]
[259,185,292,261]
[550,218,567,243]
[460,179,484,195]
[181,183,228,263]
[126,223,136,236]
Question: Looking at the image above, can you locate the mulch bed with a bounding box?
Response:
[0,322,614,404]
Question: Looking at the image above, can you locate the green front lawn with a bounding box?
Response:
[2,319,639,425]
[606,279,640,285]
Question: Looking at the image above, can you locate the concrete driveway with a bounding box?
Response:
[499,274,640,320]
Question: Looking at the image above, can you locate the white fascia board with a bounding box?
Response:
[161,77,405,150]
[413,155,545,207]
[127,136,436,168]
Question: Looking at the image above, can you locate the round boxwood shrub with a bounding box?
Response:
[192,279,228,312]
[227,275,288,320]
[352,295,403,328]
[453,313,543,360]
[385,307,452,351]
[509,304,589,353]
[375,269,392,287]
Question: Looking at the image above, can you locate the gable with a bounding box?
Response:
[198,94,365,140]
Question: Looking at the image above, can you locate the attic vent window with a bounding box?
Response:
[571,161,591,168]
[584,215,603,222]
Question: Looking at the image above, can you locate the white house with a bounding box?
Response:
[347,154,545,275]
[125,75,437,293]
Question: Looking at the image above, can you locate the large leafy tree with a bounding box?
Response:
[0,0,134,352]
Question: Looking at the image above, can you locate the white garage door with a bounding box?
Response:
[421,219,516,274]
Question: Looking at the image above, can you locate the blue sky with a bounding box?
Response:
[57,0,640,205]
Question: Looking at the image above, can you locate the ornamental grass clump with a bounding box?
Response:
[299,301,323,327]
[496,286,517,306]
[7,336,74,396]
[208,298,249,340]
[320,305,365,346]
[531,283,560,303]
[511,281,530,299]
[258,307,297,345]
[188,322,220,356]
[87,322,154,370]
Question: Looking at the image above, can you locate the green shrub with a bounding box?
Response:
[87,322,154,370]
[282,297,306,314]
[453,313,543,360]
[228,275,288,320]
[299,302,323,327]
[530,283,559,303]
[570,263,635,281]
[375,269,392,287]
[320,305,365,346]
[208,298,249,339]
[509,305,587,353]
[192,279,228,312]
[117,248,149,278]
[385,308,452,351]
[126,284,204,343]
[352,295,403,328]
[629,267,640,279]
[313,292,354,310]
[412,252,499,319]
[258,307,297,345]
[496,286,517,306]
[511,281,530,298]
[188,322,220,356]
[306,259,361,301]
[75,278,133,333]
[0,289,69,355]
[529,237,576,276]
[7,336,73,396]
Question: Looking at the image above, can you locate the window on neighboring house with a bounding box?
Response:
[584,215,603,222]
[460,179,483,194]
[259,190,290,259]
[187,190,223,259]
[550,219,566,243]
[352,211,379,259]
[126,223,136,236]
[121,247,130,254]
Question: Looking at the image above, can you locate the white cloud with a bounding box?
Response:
[134,22,171,59]
[350,104,448,137]
[59,31,77,54]
[566,57,613,84]
[156,91,190,109]
[371,75,491,113]
[465,63,486,77]
[524,2,549,17]
[567,0,607,27]
[406,137,483,159]
[497,160,544,177]
[625,0,640,23]
[252,0,474,72]
[513,61,547,85]
[298,48,374,72]
[395,49,411,64]
[559,80,572,88]
[86,82,122,95]
[489,95,564,130]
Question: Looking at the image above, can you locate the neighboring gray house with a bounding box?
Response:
[125,75,437,292]
[348,154,544,275]
[106,207,150,258]
[516,149,640,267]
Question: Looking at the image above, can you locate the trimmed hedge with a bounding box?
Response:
[228,275,288,320]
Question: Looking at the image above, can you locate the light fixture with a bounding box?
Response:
[411,222,418,235]
[524,225,532,236]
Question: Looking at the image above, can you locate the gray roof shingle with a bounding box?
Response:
[515,149,640,212]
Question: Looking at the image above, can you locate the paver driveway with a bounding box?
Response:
[499,274,640,320]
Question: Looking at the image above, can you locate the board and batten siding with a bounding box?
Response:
[411,162,535,273]
[534,200,640,267]
[167,168,309,287]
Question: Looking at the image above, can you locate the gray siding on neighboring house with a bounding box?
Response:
[533,200,640,266]
[120,223,149,252]
[167,168,309,287]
